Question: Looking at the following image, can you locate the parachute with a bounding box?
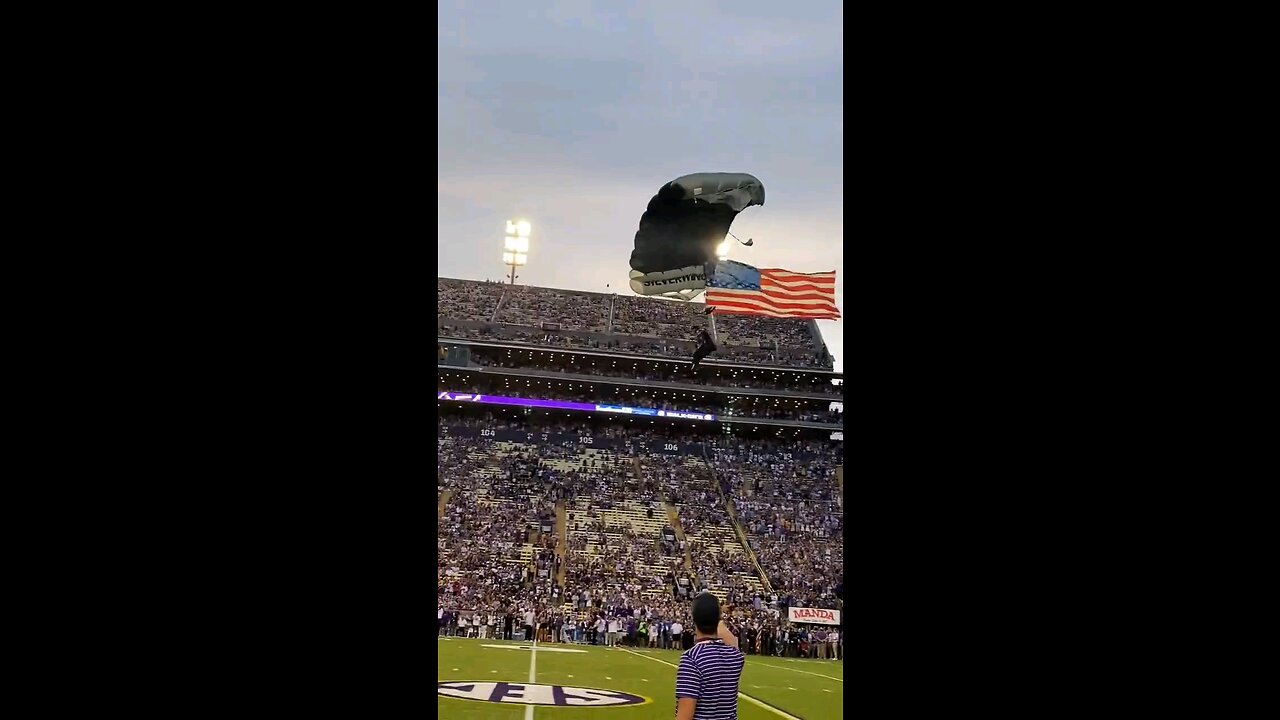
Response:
[628,173,765,300]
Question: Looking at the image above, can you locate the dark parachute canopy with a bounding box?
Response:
[628,173,765,300]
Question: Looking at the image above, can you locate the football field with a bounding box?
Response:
[438,636,843,719]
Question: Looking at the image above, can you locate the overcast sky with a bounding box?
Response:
[438,0,844,372]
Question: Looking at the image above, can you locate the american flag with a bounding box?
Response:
[705,261,840,319]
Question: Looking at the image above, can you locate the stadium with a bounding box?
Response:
[438,277,844,719]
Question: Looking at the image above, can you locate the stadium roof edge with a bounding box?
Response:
[437,336,843,379]
[438,276,616,300]
[437,363,842,400]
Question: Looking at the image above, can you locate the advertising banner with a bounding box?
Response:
[788,607,841,626]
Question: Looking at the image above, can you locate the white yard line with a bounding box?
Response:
[617,646,803,720]
[738,692,805,719]
[748,660,844,682]
[524,635,538,720]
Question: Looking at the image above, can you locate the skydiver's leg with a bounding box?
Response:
[694,343,716,368]
[691,344,712,369]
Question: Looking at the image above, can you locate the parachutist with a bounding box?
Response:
[628,173,764,300]
[691,328,716,370]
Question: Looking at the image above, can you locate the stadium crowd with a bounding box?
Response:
[458,345,843,396]
[437,491,536,600]
[561,530,676,602]
[436,287,845,656]
[437,278,835,369]
[437,411,843,450]
[699,444,844,611]
[610,295,706,340]
[495,285,613,332]
[437,590,843,659]
[715,314,815,350]
[437,278,505,321]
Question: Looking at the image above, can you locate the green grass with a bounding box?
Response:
[438,636,843,719]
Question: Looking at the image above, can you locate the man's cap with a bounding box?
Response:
[692,592,721,631]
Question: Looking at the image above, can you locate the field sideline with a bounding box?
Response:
[438,636,843,719]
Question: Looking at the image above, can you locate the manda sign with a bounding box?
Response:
[438,681,650,707]
[787,607,841,625]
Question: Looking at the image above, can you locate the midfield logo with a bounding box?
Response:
[437,681,649,707]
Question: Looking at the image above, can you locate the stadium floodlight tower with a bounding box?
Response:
[503,220,531,284]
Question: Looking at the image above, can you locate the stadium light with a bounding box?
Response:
[503,219,531,284]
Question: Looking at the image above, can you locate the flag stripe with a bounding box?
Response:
[762,286,835,298]
[759,269,837,278]
[706,264,840,319]
[762,278,835,292]
[706,293,844,315]
[706,301,834,315]
[706,303,834,315]
[763,274,836,285]
[759,289,838,302]
[708,289,839,310]
[709,303,840,315]
[762,279,834,293]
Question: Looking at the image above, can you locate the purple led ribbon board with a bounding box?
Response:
[437,392,596,411]
[437,392,715,421]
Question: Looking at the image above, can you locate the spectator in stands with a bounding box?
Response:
[437,405,842,658]
[607,616,621,647]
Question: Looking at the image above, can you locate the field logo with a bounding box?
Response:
[438,681,650,707]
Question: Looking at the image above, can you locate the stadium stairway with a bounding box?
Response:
[555,500,567,586]
[700,454,775,596]
[837,466,843,510]
[664,501,694,573]
[490,289,507,322]
[438,490,452,521]
[725,505,772,595]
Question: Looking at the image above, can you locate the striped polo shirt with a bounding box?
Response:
[675,638,745,719]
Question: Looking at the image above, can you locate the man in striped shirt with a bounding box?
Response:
[675,593,745,720]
